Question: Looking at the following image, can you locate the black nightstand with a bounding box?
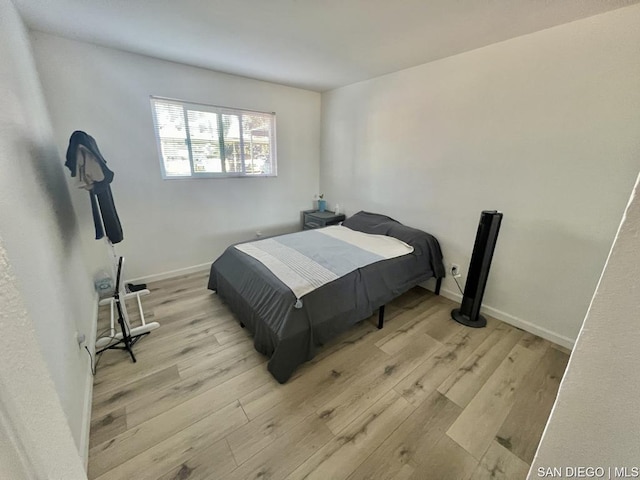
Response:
[302,210,346,230]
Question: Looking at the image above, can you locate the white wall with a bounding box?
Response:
[529,172,640,475]
[0,0,94,475]
[30,33,321,281]
[321,4,640,346]
[0,239,87,479]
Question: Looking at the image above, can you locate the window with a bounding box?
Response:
[150,96,276,178]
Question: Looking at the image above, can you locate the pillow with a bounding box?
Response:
[343,211,445,278]
[341,211,398,235]
[387,223,430,255]
[387,223,446,277]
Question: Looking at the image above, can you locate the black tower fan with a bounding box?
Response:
[451,210,503,328]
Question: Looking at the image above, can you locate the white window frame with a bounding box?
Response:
[150,96,277,179]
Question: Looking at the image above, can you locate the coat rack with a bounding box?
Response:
[65,130,159,363]
[95,253,159,361]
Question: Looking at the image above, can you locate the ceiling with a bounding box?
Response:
[13,0,640,92]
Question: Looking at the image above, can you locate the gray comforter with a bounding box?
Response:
[208,211,445,383]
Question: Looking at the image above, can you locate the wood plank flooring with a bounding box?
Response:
[88,271,569,480]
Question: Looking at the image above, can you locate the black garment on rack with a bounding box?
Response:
[65,131,123,244]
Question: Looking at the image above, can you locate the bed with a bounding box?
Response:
[207,211,445,383]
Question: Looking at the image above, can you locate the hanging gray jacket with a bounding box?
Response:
[65,131,123,244]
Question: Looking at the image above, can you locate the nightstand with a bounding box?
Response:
[302,210,346,230]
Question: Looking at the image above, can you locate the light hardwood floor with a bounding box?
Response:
[88,271,569,480]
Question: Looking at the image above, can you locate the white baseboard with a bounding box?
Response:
[79,292,99,469]
[436,287,575,350]
[127,264,576,349]
[125,262,212,285]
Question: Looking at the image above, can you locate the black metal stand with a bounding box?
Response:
[96,256,149,362]
[377,305,385,329]
[103,289,138,362]
[435,277,442,296]
[376,276,443,330]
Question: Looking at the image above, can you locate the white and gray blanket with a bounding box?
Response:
[235,226,414,300]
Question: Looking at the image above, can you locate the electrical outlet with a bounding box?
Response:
[450,264,461,278]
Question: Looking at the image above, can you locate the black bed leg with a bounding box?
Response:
[435,277,442,296]
[240,322,245,328]
[378,305,385,329]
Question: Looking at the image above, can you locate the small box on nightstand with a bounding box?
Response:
[302,210,346,230]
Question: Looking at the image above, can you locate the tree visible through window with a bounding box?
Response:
[150,97,276,178]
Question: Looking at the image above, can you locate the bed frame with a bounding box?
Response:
[376,277,442,329]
